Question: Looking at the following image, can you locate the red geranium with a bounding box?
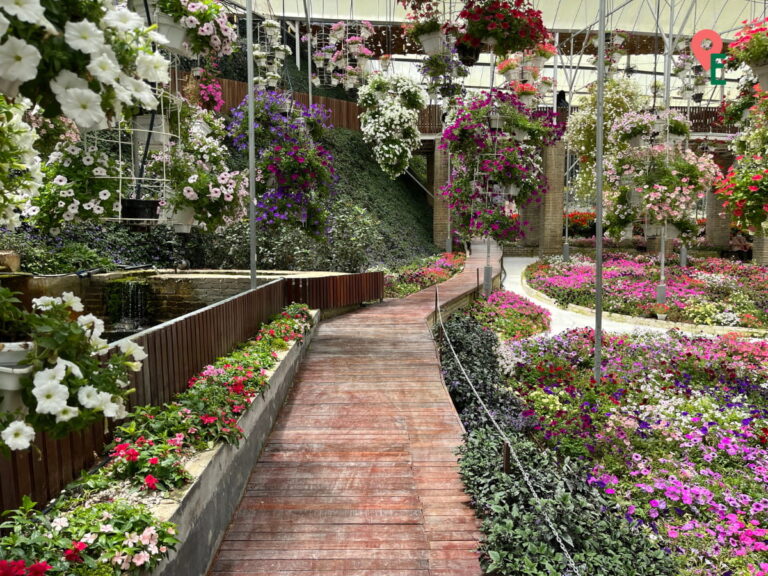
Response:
[457,0,547,56]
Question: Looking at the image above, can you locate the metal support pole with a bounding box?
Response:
[303,0,313,106]
[294,20,301,69]
[657,220,668,302]
[593,0,607,384]
[246,0,258,289]
[680,243,688,267]
[482,50,496,296]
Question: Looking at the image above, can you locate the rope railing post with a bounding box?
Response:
[503,442,510,475]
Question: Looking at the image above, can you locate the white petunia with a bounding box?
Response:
[50,70,89,96]
[135,51,170,83]
[55,405,80,423]
[32,295,61,310]
[93,391,114,412]
[86,53,120,85]
[57,358,83,379]
[0,0,54,31]
[90,335,109,353]
[77,385,99,409]
[0,12,8,38]
[122,76,157,109]
[1,420,35,451]
[32,363,66,388]
[32,381,70,415]
[64,20,105,54]
[102,398,126,418]
[118,339,147,362]
[60,291,84,312]
[57,88,107,130]
[101,8,144,32]
[0,37,41,82]
[147,30,169,45]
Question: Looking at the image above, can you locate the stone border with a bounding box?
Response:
[149,311,319,576]
[520,272,768,338]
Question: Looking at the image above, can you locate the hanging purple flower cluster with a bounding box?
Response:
[226,90,335,234]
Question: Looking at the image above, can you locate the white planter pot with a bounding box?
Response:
[528,56,546,70]
[347,43,361,55]
[517,93,535,107]
[162,205,195,233]
[419,31,444,55]
[488,112,502,130]
[380,59,391,71]
[502,69,517,82]
[133,113,170,151]
[751,62,768,88]
[0,365,31,414]
[357,56,369,69]
[333,58,347,69]
[312,58,325,68]
[155,11,191,57]
[621,224,634,239]
[0,341,34,366]
[0,77,22,99]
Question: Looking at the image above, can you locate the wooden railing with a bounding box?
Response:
[284,272,384,309]
[0,272,384,512]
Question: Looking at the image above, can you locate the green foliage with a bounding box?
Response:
[459,428,677,576]
[383,252,465,298]
[0,287,29,340]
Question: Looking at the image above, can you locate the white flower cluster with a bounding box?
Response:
[0,292,147,451]
[358,74,426,179]
[0,0,170,130]
[0,96,42,229]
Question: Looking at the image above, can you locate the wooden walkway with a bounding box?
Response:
[208,241,502,576]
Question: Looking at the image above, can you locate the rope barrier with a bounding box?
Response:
[434,284,583,576]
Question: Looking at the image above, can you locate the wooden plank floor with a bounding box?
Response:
[208,241,501,576]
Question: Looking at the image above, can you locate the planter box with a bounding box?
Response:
[149,312,319,576]
[418,31,444,56]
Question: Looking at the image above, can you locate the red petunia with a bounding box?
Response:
[144,474,159,490]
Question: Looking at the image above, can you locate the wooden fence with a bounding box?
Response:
[1,272,383,512]
[284,272,384,310]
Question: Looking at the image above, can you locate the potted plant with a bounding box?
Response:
[380,54,392,71]
[728,17,768,85]
[357,46,374,68]
[154,0,239,58]
[329,21,346,42]
[409,19,443,55]
[510,81,537,106]
[497,57,521,81]
[346,35,364,54]
[273,44,292,60]
[458,0,547,57]
[0,288,147,453]
[651,302,670,320]
[312,50,327,68]
[266,71,282,87]
[262,18,281,42]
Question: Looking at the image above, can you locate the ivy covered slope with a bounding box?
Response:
[320,128,437,265]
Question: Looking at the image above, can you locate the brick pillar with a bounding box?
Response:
[705,189,730,250]
[754,234,768,265]
[520,200,541,247]
[539,141,565,255]
[432,143,451,249]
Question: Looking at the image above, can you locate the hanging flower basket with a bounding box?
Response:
[120,198,160,220]
[161,205,195,233]
[313,57,325,68]
[488,111,503,130]
[357,55,369,69]
[155,11,191,57]
[133,113,170,150]
[419,31,444,56]
[751,61,768,87]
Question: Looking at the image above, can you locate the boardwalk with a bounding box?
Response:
[208,241,501,576]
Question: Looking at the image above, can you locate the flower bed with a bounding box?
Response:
[526,254,768,329]
[383,252,466,298]
[0,304,313,574]
[499,329,768,576]
[470,290,550,341]
[437,315,675,575]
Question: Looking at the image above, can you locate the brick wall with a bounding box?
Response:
[432,142,451,249]
[705,189,731,249]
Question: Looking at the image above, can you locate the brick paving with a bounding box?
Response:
[208,241,501,576]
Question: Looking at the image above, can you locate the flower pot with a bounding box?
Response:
[333,58,347,69]
[267,77,279,87]
[357,55,369,69]
[347,43,361,55]
[751,61,768,88]
[121,198,160,220]
[380,58,391,71]
[418,31,444,55]
[502,69,518,82]
[155,11,191,57]
[0,341,33,414]
[621,224,634,239]
[0,341,34,366]
[133,113,170,151]
[488,112,502,130]
[691,92,704,103]
[313,58,325,68]
[0,77,22,99]
[656,313,667,321]
[0,365,31,414]
[517,93,535,107]
[273,50,287,61]
[128,0,157,22]
[161,205,195,233]
[528,56,546,70]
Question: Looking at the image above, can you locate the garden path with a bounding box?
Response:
[502,257,665,335]
[207,241,501,576]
